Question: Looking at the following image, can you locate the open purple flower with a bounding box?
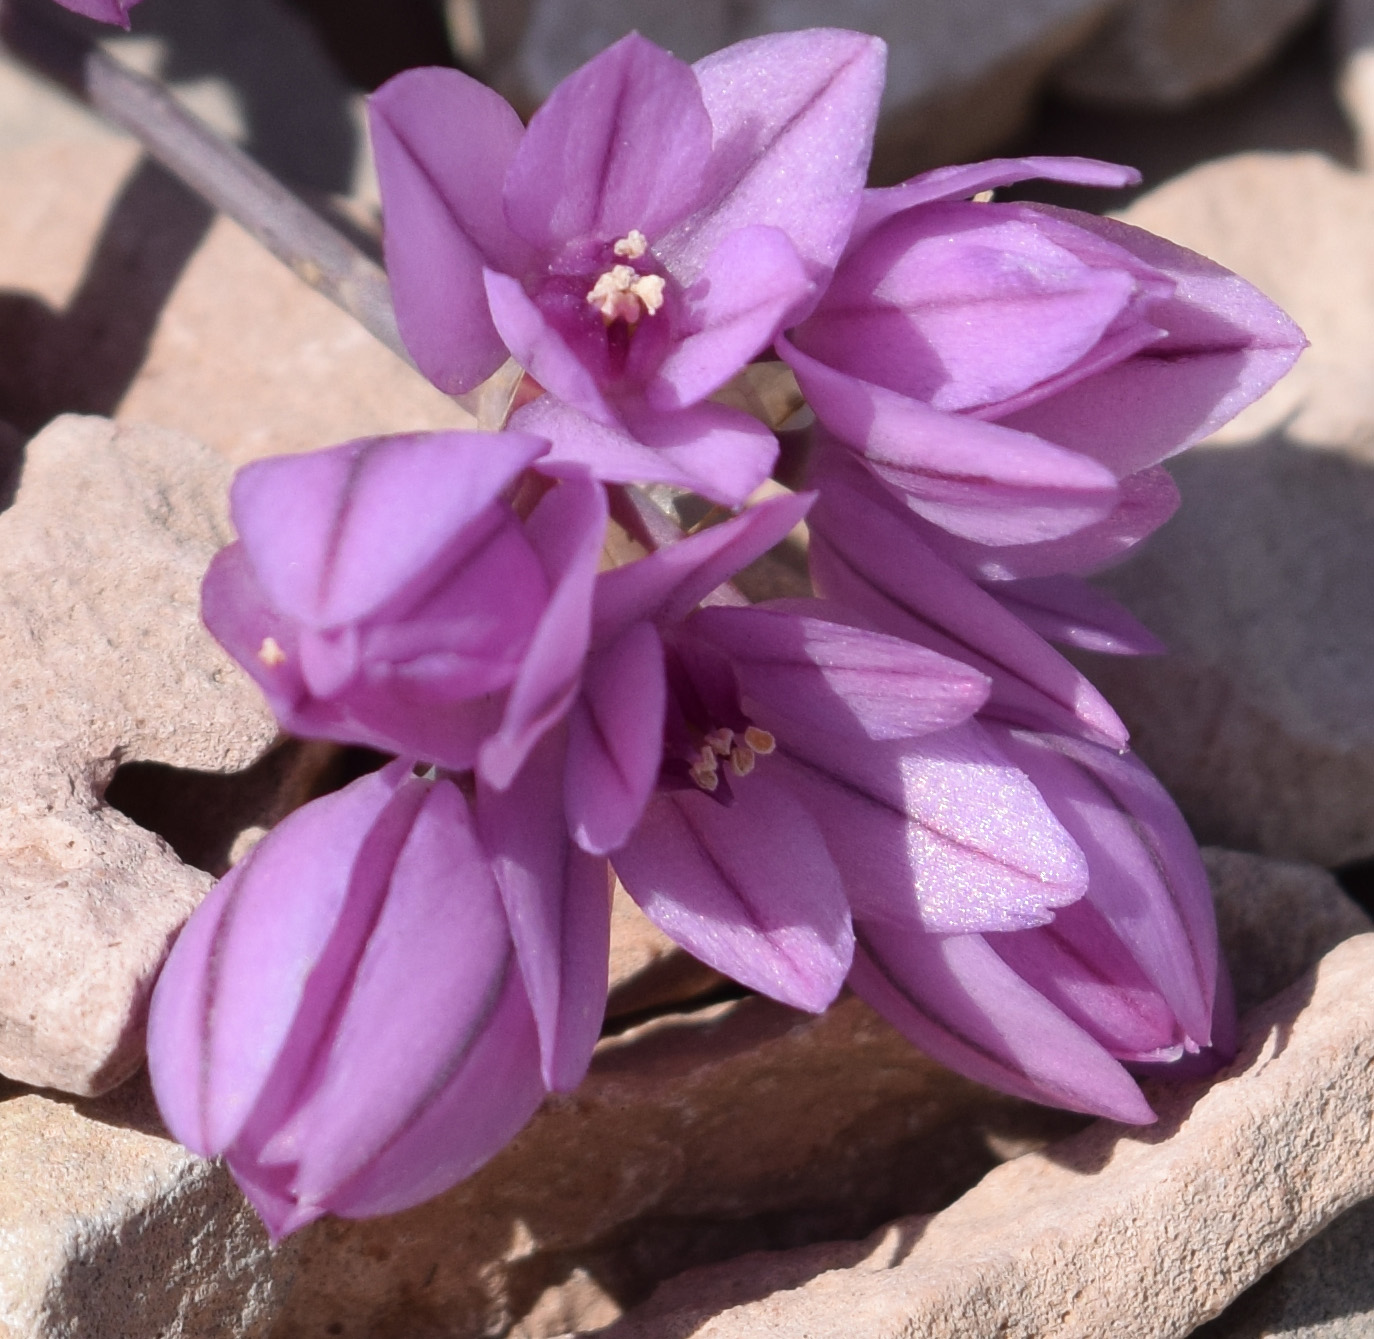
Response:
[369,29,885,504]
[148,762,547,1240]
[201,429,605,785]
[780,155,1306,544]
[851,726,1233,1124]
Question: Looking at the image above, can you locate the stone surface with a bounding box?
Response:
[0,415,280,1094]
[0,129,470,461]
[1199,1197,1374,1337]
[0,1072,294,1339]
[503,0,1115,177]
[586,930,1374,1339]
[1068,153,1374,867]
[1054,0,1321,108]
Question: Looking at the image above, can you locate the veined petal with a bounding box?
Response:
[369,68,530,393]
[999,206,1307,475]
[322,962,544,1220]
[649,226,811,410]
[485,270,617,426]
[992,576,1166,656]
[688,602,989,741]
[993,728,1218,1045]
[851,157,1140,248]
[502,34,713,252]
[918,466,1180,581]
[799,202,1151,415]
[666,28,885,300]
[251,781,519,1200]
[851,927,1155,1123]
[592,491,813,645]
[480,474,606,790]
[566,622,667,855]
[781,338,1120,545]
[768,720,1087,935]
[807,450,1129,749]
[511,395,778,508]
[478,728,612,1091]
[230,431,548,627]
[612,778,852,1013]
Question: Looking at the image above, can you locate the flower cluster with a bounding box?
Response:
[147,29,1303,1238]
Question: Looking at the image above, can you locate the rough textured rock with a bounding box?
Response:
[1199,1196,1374,1337]
[0,1072,294,1339]
[0,415,279,1094]
[0,131,470,461]
[504,0,1115,177]
[1054,0,1321,108]
[1071,154,1374,867]
[587,930,1374,1339]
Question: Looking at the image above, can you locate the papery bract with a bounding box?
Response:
[202,429,605,782]
[849,725,1234,1124]
[147,762,547,1240]
[781,155,1306,544]
[369,29,885,504]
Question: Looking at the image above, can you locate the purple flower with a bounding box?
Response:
[850,726,1234,1124]
[780,155,1306,545]
[50,0,139,26]
[201,429,606,785]
[369,30,885,504]
[147,762,547,1239]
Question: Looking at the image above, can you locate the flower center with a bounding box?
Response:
[586,231,665,325]
[686,724,776,794]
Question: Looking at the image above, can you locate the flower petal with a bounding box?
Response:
[480,473,607,790]
[230,430,548,628]
[992,576,1166,656]
[648,226,811,410]
[613,778,853,1013]
[998,206,1307,475]
[993,728,1218,1045]
[369,68,530,392]
[851,156,1140,247]
[781,339,1120,545]
[851,927,1155,1123]
[666,28,885,300]
[807,449,1129,749]
[478,728,612,1090]
[592,491,813,645]
[769,720,1087,935]
[510,394,779,508]
[502,33,713,252]
[566,622,667,855]
[916,466,1180,581]
[688,602,989,741]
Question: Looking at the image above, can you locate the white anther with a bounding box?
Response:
[613,229,649,260]
[743,726,776,756]
[586,262,665,324]
[690,745,721,793]
[729,743,756,777]
[705,727,735,758]
[257,636,287,667]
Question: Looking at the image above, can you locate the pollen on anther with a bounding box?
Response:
[729,744,756,777]
[705,727,734,758]
[690,745,721,793]
[257,636,287,667]
[743,726,776,756]
[613,229,649,260]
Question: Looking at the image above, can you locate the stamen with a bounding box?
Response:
[704,727,735,758]
[631,273,665,315]
[689,745,721,793]
[257,636,287,667]
[613,229,648,260]
[743,726,776,756]
[585,235,665,323]
[729,743,756,777]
